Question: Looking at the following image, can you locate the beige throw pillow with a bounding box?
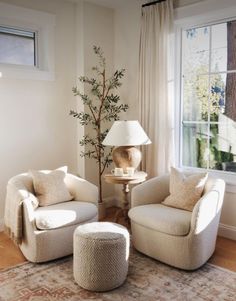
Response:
[29,168,73,206]
[162,167,208,211]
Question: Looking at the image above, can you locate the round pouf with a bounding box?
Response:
[73,222,130,292]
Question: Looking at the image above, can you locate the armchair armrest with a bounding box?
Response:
[22,194,39,231]
[4,181,39,243]
[131,174,170,208]
[65,174,98,206]
[191,179,225,235]
[23,194,38,218]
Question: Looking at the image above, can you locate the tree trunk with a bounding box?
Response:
[225,21,236,122]
[98,121,103,203]
[98,159,102,203]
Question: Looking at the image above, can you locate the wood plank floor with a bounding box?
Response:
[209,236,236,271]
[0,231,26,269]
[1,207,236,272]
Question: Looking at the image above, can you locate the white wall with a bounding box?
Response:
[0,0,121,229]
[0,0,77,227]
[111,1,142,204]
[114,1,141,120]
[82,1,115,200]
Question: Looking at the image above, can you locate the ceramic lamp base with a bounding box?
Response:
[112,146,142,171]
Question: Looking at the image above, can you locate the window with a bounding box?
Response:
[0,1,55,81]
[181,20,236,173]
[0,26,37,67]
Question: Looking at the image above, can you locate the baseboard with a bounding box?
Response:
[102,196,119,208]
[0,218,4,232]
[218,223,236,240]
[226,182,236,194]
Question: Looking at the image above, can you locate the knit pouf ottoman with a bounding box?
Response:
[73,222,130,292]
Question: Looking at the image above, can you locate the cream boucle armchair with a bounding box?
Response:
[128,174,225,270]
[5,172,98,263]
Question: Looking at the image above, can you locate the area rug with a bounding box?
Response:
[0,248,236,301]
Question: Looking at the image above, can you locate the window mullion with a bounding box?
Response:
[207,26,212,170]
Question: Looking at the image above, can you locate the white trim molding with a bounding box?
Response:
[225,182,236,194]
[218,223,236,240]
[175,0,236,26]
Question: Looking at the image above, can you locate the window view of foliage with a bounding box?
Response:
[182,22,236,173]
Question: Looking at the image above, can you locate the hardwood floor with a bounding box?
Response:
[1,207,236,272]
[0,232,26,269]
[209,236,236,271]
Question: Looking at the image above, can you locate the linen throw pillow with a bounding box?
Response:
[29,168,73,206]
[162,167,208,211]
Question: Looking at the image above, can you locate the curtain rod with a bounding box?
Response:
[142,0,166,8]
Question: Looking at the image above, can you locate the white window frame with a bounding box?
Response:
[174,0,236,188]
[0,2,55,81]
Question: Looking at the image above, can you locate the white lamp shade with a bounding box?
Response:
[102,120,151,146]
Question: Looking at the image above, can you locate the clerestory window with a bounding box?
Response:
[0,26,37,67]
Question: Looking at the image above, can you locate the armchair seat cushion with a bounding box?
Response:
[35,201,97,230]
[128,204,192,236]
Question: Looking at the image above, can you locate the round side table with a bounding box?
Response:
[104,171,147,223]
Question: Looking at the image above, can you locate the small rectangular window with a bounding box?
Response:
[0,26,36,67]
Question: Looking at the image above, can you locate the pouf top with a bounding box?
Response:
[74,222,129,241]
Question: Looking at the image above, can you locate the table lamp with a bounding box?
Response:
[102,120,151,171]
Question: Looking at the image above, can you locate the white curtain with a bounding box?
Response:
[139,0,174,178]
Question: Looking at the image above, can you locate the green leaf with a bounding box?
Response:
[70,46,129,191]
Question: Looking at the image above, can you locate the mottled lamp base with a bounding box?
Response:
[112,146,141,171]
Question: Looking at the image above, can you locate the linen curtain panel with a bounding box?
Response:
[139,0,174,178]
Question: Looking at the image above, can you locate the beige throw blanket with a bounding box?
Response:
[4,175,38,244]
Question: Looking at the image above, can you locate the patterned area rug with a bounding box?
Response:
[0,248,236,301]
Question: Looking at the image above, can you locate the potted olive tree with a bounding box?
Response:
[70,46,128,218]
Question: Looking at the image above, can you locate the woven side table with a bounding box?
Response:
[73,222,130,292]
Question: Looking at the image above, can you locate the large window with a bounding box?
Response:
[181,20,236,173]
[0,26,37,67]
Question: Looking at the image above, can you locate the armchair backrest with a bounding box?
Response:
[191,178,225,235]
[131,171,225,210]
[203,177,220,194]
[8,170,73,196]
[8,173,35,194]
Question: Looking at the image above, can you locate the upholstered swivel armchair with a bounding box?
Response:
[128,174,225,270]
[5,171,98,263]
